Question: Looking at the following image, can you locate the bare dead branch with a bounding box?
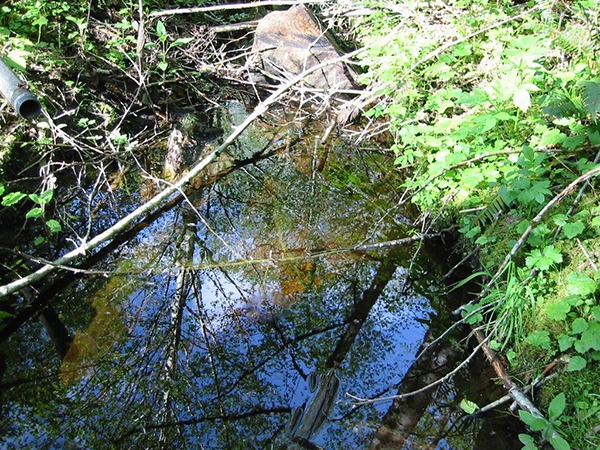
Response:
[149,0,326,19]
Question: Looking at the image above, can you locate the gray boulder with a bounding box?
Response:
[249,5,357,91]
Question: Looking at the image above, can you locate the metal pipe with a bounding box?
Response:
[0,57,42,120]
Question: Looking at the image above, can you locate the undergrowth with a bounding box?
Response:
[354,0,600,448]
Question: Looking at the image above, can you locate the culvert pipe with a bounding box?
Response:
[0,57,41,120]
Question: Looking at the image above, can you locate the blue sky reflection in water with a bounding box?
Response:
[0,107,493,449]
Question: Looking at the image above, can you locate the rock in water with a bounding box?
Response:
[250,5,356,91]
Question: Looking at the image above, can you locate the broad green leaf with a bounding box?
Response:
[545,300,570,321]
[540,128,567,147]
[25,207,43,219]
[557,334,575,351]
[571,318,588,335]
[156,20,167,39]
[578,323,600,351]
[525,330,551,349]
[562,134,587,150]
[32,16,48,27]
[592,306,600,321]
[567,355,586,371]
[548,393,566,421]
[566,272,596,297]
[519,410,548,431]
[46,219,62,234]
[548,435,570,450]
[494,111,516,121]
[171,37,193,47]
[582,80,600,118]
[562,221,584,238]
[453,42,472,57]
[158,61,168,71]
[460,303,483,325]
[1,191,27,206]
[526,245,562,271]
[29,193,41,204]
[39,189,54,204]
[518,433,537,450]
[459,398,479,414]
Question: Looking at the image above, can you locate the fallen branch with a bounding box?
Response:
[473,329,563,440]
[488,165,600,290]
[0,47,366,300]
[149,0,326,18]
[475,371,558,416]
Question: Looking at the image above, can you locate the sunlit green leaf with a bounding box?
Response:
[571,318,589,335]
[578,323,600,352]
[567,355,586,371]
[519,410,549,431]
[548,435,570,450]
[526,245,562,271]
[156,20,167,38]
[1,191,27,206]
[26,207,43,219]
[518,433,537,450]
[563,221,584,238]
[546,300,570,321]
[548,393,566,421]
[525,330,551,349]
[459,398,479,414]
[171,37,193,47]
[557,334,575,351]
[566,272,596,297]
[46,219,62,234]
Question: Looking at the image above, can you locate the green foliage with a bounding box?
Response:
[356,0,600,446]
[518,393,571,450]
[150,19,194,74]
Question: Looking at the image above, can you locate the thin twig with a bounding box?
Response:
[348,333,490,406]
[487,165,600,290]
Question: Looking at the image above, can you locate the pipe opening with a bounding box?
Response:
[18,98,42,120]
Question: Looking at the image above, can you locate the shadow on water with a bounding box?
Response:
[0,102,522,449]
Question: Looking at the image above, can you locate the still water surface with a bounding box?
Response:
[0,104,520,449]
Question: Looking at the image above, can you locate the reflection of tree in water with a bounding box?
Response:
[0,131,506,449]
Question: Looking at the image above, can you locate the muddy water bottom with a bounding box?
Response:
[0,105,522,449]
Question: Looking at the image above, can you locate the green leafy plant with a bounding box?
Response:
[518,393,571,450]
[149,19,193,75]
[356,0,600,446]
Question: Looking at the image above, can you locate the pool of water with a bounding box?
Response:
[0,103,522,449]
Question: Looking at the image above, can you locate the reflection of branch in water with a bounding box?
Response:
[287,369,340,444]
[326,260,397,369]
[113,406,291,445]
[207,321,346,404]
[282,259,398,448]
